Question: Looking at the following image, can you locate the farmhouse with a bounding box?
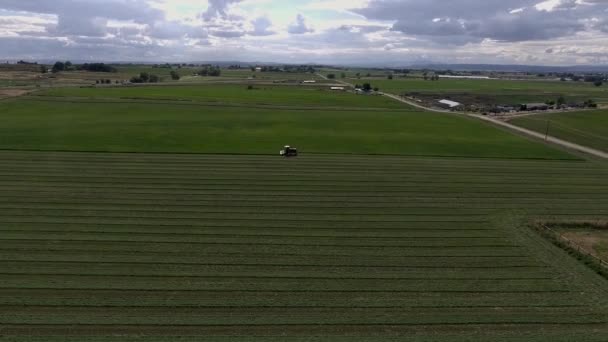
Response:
[437,99,463,109]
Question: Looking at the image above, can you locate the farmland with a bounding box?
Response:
[38,84,404,108]
[1,70,607,341]
[0,151,607,341]
[371,78,608,105]
[510,110,608,152]
[0,86,573,159]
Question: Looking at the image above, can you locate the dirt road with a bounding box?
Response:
[381,91,608,159]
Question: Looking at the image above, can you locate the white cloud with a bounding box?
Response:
[0,0,607,65]
[288,14,314,34]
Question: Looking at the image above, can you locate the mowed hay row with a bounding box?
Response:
[0,151,607,339]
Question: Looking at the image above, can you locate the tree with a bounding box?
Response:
[594,80,603,87]
[51,61,65,73]
[149,74,160,83]
[362,83,372,92]
[557,96,566,107]
[387,74,393,80]
[80,63,116,73]
[584,99,597,108]
[64,61,73,70]
[199,65,221,77]
[140,72,150,82]
[327,74,336,79]
[170,70,180,80]
[341,73,346,79]
[373,87,379,92]
[40,65,47,74]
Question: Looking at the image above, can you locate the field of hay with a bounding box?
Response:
[1,70,607,341]
[0,151,607,341]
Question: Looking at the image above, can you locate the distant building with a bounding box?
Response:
[438,75,491,80]
[255,67,262,72]
[438,99,463,109]
[303,80,316,83]
[493,105,516,113]
[330,86,345,91]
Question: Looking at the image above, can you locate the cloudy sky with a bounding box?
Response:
[1,0,608,66]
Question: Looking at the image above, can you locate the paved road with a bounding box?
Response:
[381,91,608,160]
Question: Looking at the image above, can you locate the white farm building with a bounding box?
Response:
[438,99,463,109]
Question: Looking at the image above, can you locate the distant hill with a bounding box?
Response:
[409,64,608,73]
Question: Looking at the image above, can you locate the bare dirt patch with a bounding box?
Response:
[562,230,608,260]
[0,89,30,99]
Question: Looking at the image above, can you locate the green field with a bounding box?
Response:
[0,95,571,159]
[38,84,401,109]
[510,110,608,152]
[372,78,608,105]
[1,79,607,341]
[0,151,607,341]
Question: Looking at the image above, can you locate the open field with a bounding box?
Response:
[0,151,607,341]
[0,94,572,159]
[372,78,608,105]
[509,110,608,152]
[1,71,607,341]
[38,84,402,108]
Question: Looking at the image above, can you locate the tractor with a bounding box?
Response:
[280,145,298,157]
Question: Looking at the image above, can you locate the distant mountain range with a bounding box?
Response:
[6,58,608,73]
[408,64,608,73]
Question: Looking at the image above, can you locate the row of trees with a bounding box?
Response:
[423,72,440,81]
[51,61,73,73]
[130,72,159,83]
[198,65,221,77]
[80,63,116,73]
[48,61,116,73]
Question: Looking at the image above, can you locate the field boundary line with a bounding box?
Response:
[0,260,545,268]
[0,304,585,309]
[0,272,554,281]
[0,238,523,249]
[0,288,571,293]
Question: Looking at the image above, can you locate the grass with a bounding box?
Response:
[509,110,608,152]
[0,151,606,340]
[0,96,573,159]
[38,84,403,109]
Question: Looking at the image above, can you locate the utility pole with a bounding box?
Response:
[545,120,552,140]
